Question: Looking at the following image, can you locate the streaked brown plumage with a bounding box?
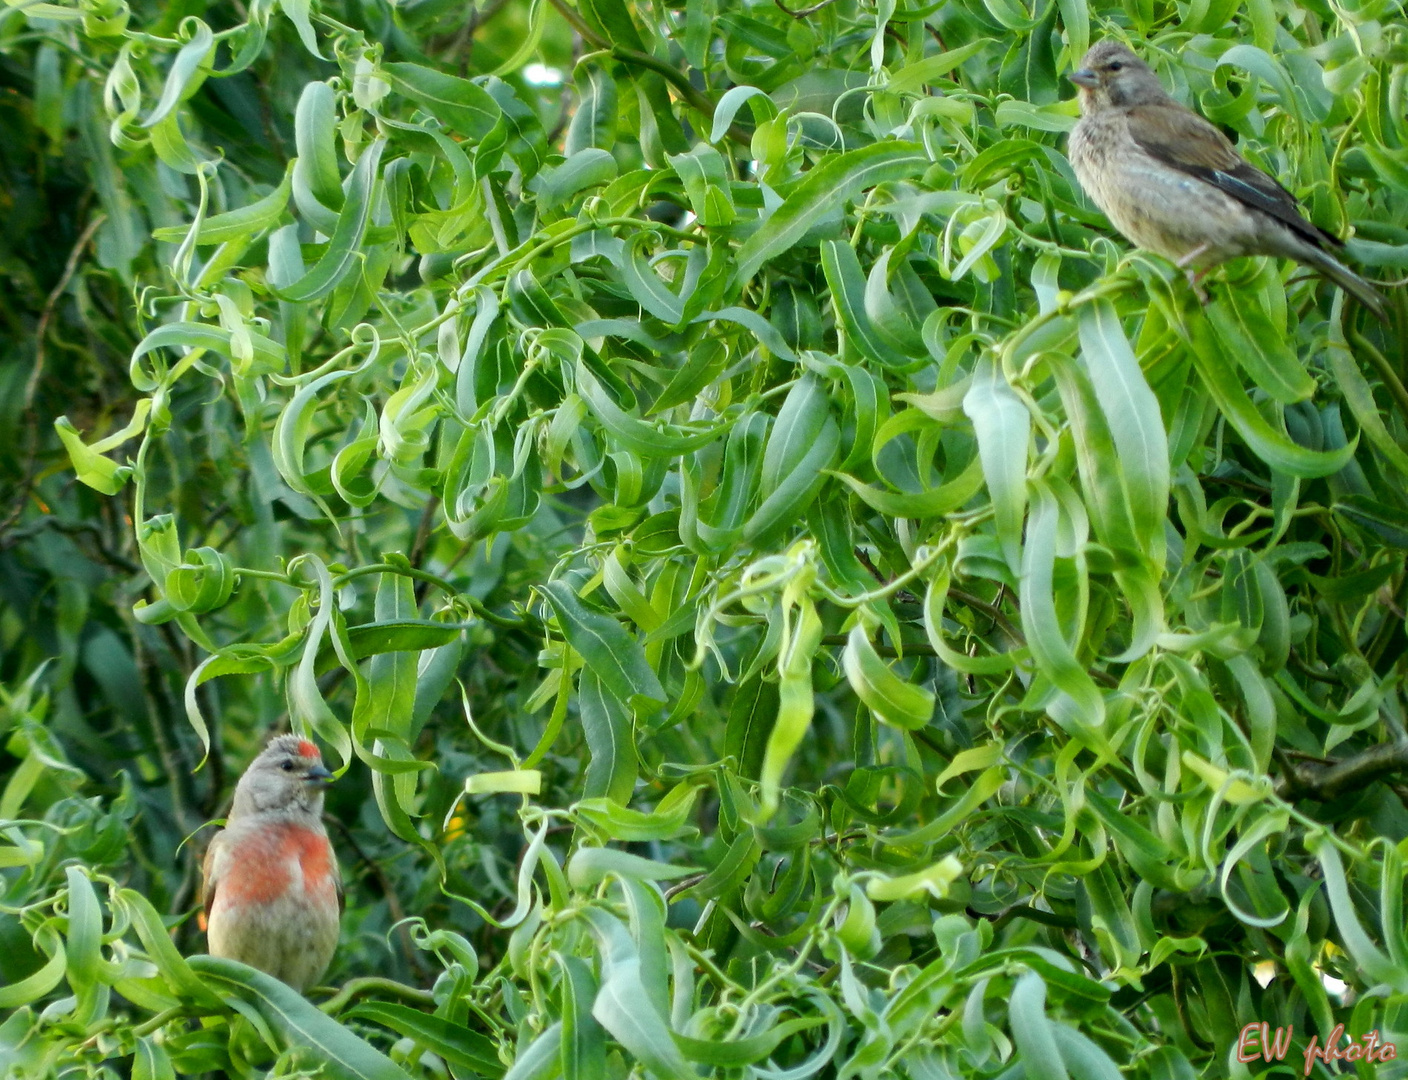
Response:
[1067,40,1386,320]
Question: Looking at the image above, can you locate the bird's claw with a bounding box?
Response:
[1184,268,1210,305]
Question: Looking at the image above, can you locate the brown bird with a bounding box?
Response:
[200,735,342,992]
[1067,40,1386,320]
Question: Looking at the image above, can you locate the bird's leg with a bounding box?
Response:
[1184,268,1210,305]
[1176,244,1214,305]
[1174,243,1211,270]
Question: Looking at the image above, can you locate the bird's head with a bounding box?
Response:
[1069,41,1168,109]
[230,734,334,818]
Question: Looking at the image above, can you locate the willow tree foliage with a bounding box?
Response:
[2,0,1408,1075]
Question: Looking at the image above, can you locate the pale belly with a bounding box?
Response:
[207,889,339,991]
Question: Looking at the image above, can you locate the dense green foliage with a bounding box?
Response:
[3,0,1408,1075]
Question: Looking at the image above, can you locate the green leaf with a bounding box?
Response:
[578,668,639,803]
[1009,971,1069,1080]
[887,38,992,95]
[1205,293,1315,405]
[274,139,386,303]
[1076,301,1169,556]
[841,625,935,730]
[580,909,693,1080]
[576,359,724,457]
[822,240,916,368]
[619,232,684,323]
[710,85,776,144]
[279,0,323,57]
[668,144,735,228]
[141,18,213,129]
[153,158,295,245]
[558,955,607,1080]
[835,455,985,519]
[1309,836,1408,993]
[118,889,225,1008]
[566,847,699,886]
[382,62,502,140]
[757,672,816,818]
[964,357,1029,573]
[1051,1026,1123,1080]
[538,148,619,212]
[1020,484,1105,737]
[54,403,151,494]
[540,580,665,713]
[732,142,929,284]
[575,785,699,840]
[347,1002,505,1076]
[293,81,343,217]
[1189,318,1355,478]
[188,956,413,1080]
[566,63,617,155]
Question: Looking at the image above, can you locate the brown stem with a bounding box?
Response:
[328,815,429,980]
[773,0,840,15]
[820,634,937,657]
[0,211,106,535]
[1275,740,1408,801]
[545,0,600,45]
[847,547,1124,687]
[409,494,441,606]
[948,585,1024,651]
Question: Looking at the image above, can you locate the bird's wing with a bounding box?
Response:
[199,832,225,931]
[1125,103,1339,250]
[334,848,345,915]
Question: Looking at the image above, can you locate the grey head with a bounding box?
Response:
[229,734,334,819]
[1069,41,1170,109]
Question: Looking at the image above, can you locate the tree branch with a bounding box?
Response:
[0,211,105,535]
[1275,740,1408,801]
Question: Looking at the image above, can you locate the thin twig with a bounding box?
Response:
[1348,326,1408,423]
[0,212,106,536]
[328,815,429,980]
[948,586,1024,650]
[820,634,937,657]
[543,0,751,146]
[318,976,438,1016]
[662,872,708,900]
[773,0,841,16]
[849,546,1115,686]
[409,495,441,606]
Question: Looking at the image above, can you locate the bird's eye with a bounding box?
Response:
[281,761,295,771]
[1107,61,1124,71]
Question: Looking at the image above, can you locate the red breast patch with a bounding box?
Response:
[217,823,334,908]
[219,828,297,905]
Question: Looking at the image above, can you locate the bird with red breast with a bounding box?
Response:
[199,734,342,992]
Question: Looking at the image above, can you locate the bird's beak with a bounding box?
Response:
[1069,69,1098,89]
[304,763,334,783]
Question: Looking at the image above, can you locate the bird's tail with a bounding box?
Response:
[1300,244,1389,323]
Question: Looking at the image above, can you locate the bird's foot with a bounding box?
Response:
[1184,268,1210,305]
